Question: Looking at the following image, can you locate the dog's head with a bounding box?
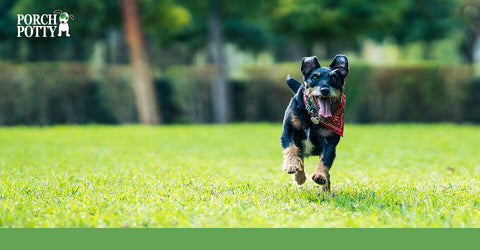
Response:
[55,11,74,24]
[301,55,349,118]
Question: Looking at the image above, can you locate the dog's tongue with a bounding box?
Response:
[317,98,332,118]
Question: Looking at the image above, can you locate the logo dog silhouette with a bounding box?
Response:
[54,10,74,37]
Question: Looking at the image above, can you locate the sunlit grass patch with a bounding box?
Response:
[0,124,479,227]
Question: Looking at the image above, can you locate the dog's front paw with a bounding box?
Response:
[311,171,330,187]
[282,144,303,174]
[282,161,301,174]
[311,172,327,184]
[311,171,331,191]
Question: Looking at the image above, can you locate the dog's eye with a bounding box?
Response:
[312,75,318,81]
[330,75,337,82]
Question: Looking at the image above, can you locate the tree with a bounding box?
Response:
[207,0,229,123]
[268,0,460,59]
[269,0,407,57]
[121,0,160,124]
[155,0,273,123]
[393,0,459,43]
[460,0,480,63]
[8,0,191,124]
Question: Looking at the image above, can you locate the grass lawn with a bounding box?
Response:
[0,123,479,227]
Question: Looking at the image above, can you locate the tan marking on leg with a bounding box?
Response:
[310,157,331,191]
[282,144,303,174]
[290,114,302,129]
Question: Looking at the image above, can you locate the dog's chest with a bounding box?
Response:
[302,127,317,156]
[301,127,332,156]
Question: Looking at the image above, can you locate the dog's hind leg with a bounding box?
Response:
[294,167,307,186]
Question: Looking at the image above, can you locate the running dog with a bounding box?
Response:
[280,55,349,191]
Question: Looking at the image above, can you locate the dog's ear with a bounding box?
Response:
[301,56,320,77]
[329,55,349,77]
[69,14,74,20]
[54,10,62,15]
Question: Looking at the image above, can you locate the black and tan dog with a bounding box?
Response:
[281,55,349,191]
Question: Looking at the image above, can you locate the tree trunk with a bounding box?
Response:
[462,5,480,65]
[462,29,477,64]
[121,0,161,124]
[208,0,230,123]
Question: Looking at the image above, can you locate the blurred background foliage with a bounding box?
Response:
[0,0,480,125]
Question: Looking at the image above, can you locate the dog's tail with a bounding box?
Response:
[286,75,302,94]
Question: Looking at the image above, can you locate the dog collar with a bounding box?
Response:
[302,89,346,137]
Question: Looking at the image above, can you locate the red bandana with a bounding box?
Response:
[303,91,346,137]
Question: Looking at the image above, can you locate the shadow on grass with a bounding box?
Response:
[301,186,403,211]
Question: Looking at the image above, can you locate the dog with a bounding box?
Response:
[280,55,349,191]
[54,10,74,37]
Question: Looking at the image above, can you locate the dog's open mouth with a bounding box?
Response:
[312,96,332,118]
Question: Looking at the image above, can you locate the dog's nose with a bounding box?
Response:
[320,88,330,96]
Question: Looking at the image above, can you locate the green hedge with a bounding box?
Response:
[164,65,218,123]
[244,63,475,123]
[0,63,132,125]
[0,62,477,125]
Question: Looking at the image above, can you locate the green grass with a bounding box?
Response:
[0,124,479,228]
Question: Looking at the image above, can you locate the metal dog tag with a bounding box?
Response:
[311,117,320,124]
